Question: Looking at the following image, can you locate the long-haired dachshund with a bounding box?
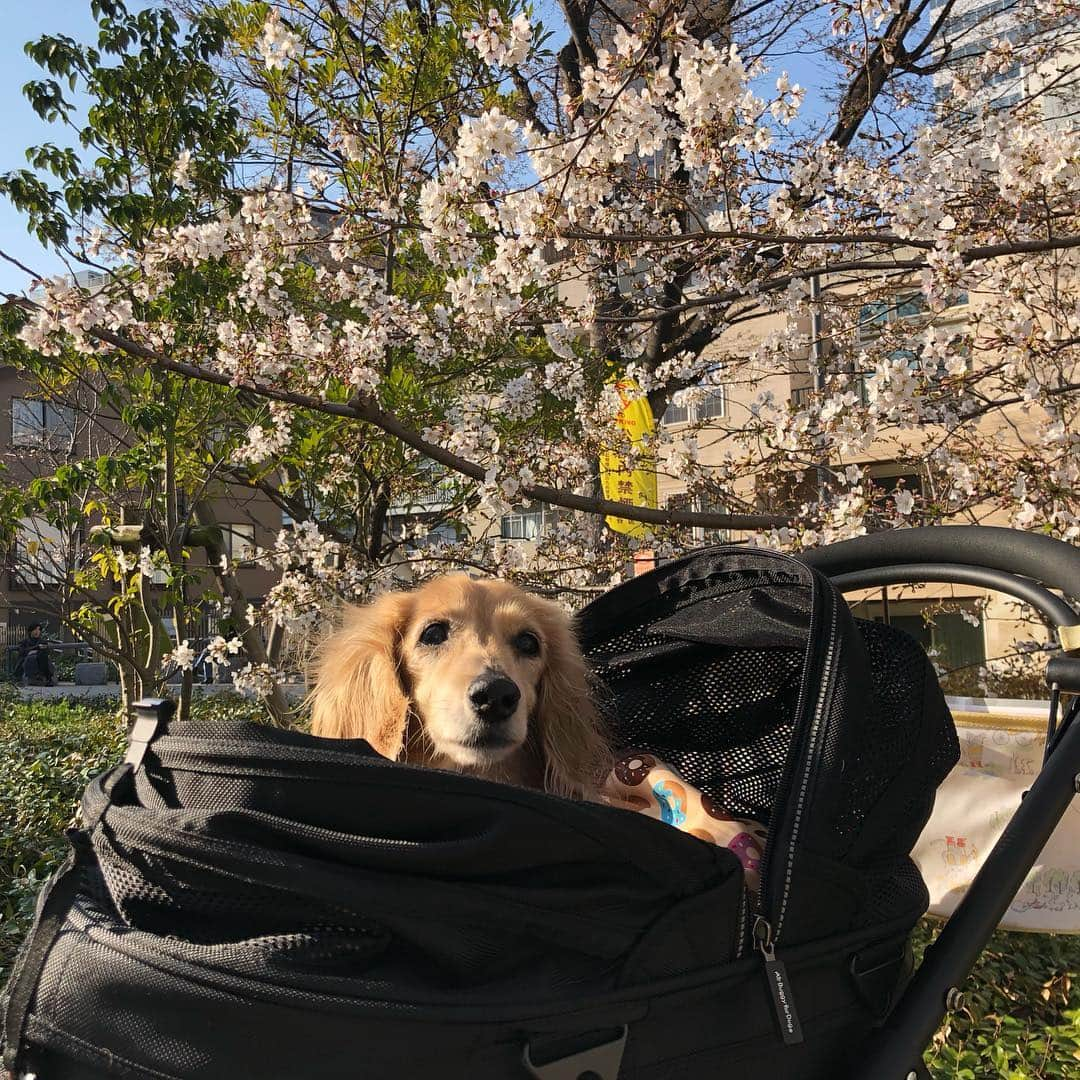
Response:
[308,575,609,799]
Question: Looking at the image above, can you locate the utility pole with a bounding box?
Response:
[809,273,828,503]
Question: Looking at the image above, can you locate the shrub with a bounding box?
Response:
[939,667,1051,701]
[0,690,125,979]
[915,921,1080,1077]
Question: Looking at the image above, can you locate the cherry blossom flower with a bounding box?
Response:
[164,641,196,671]
[260,9,300,70]
[172,150,193,189]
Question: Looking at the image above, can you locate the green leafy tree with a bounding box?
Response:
[0,1,292,719]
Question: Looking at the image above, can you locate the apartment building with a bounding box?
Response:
[0,359,283,656]
[932,0,1079,124]
[651,285,1049,678]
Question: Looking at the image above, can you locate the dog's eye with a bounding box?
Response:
[419,622,450,646]
[513,631,541,657]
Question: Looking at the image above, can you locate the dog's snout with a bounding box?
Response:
[468,673,521,722]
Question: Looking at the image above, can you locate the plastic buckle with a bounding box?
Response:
[1057,624,1080,655]
[850,939,911,1019]
[522,1025,628,1080]
[124,697,176,769]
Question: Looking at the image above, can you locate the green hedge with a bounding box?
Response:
[0,692,126,975]
[1,695,1077,1076]
[915,923,1080,1077]
[0,692,258,978]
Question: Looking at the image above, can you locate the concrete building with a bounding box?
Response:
[932,0,1080,125]
[646,286,1044,682]
[0,362,282,660]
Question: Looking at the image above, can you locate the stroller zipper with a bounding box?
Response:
[746,563,838,1049]
[754,915,804,1045]
[756,575,841,941]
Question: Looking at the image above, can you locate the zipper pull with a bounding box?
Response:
[754,916,804,1045]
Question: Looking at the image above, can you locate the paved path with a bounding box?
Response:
[10,682,308,702]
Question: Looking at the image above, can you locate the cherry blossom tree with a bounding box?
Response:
[3,0,1078,704]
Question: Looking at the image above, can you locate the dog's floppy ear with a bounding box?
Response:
[308,591,413,759]
[531,599,611,799]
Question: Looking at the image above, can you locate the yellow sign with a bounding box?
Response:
[600,378,658,538]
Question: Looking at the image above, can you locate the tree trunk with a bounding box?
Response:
[102,613,140,720]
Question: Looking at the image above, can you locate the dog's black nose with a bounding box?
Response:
[468,674,521,722]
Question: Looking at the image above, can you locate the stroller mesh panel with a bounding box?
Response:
[591,633,802,823]
[583,570,810,826]
[75,887,384,976]
[854,858,928,930]
[826,620,957,866]
[580,558,955,938]
[91,831,358,943]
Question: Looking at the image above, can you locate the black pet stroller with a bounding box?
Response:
[2,526,1078,1079]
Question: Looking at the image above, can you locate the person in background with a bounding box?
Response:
[16,623,55,686]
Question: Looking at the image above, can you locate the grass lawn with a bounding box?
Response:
[1,692,1077,1077]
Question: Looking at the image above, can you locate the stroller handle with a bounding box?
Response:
[798,526,1080,628]
[798,526,1080,1078]
[826,564,1077,632]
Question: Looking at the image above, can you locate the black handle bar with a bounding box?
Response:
[827,564,1077,631]
[798,526,1080,629]
[799,527,1080,1078]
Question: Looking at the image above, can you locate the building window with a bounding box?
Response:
[986,62,1022,87]
[852,291,968,398]
[662,401,691,425]
[945,0,1012,35]
[859,300,891,335]
[500,505,557,540]
[11,398,76,450]
[858,291,966,342]
[858,294,925,341]
[222,523,256,563]
[10,517,66,587]
[388,461,459,516]
[408,522,460,550]
[668,491,729,545]
[698,387,727,420]
[661,382,726,426]
[894,293,928,321]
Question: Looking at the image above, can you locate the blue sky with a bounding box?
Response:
[0,2,103,295]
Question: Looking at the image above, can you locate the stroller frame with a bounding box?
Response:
[121,526,1080,1080]
[798,526,1080,1078]
[1,526,1074,1080]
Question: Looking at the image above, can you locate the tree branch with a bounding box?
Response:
[2,302,786,531]
[591,235,1080,323]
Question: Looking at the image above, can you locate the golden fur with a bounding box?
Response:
[308,575,609,798]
